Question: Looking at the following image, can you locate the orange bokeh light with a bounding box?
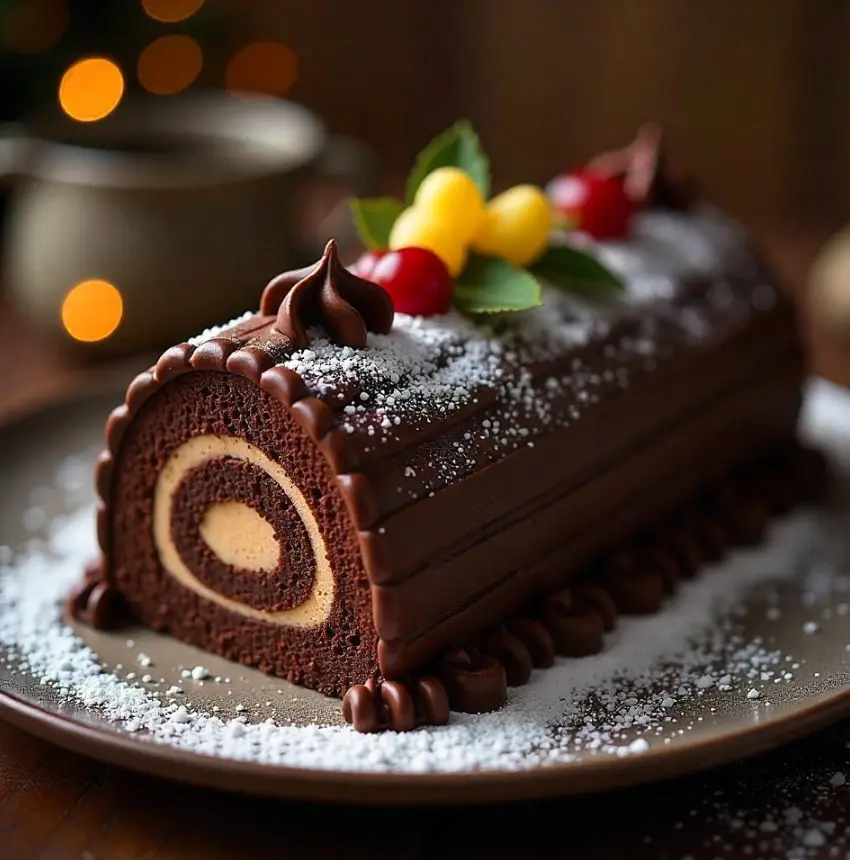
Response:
[138,35,202,96]
[61,279,124,343]
[141,0,204,23]
[3,0,68,54]
[225,42,298,98]
[59,58,124,123]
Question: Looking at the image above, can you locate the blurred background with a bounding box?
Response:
[3,0,846,222]
[0,0,848,410]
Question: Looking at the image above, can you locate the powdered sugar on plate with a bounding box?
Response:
[0,379,848,776]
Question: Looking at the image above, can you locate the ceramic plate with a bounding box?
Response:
[1,379,850,805]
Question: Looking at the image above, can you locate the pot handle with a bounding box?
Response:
[293,134,383,261]
[0,124,39,185]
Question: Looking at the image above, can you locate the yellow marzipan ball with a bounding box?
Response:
[472,184,553,267]
[413,167,486,244]
[389,205,468,277]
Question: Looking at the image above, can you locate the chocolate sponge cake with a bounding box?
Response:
[73,124,823,732]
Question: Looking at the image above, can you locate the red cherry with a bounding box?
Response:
[369,247,453,317]
[546,170,634,240]
[351,249,386,279]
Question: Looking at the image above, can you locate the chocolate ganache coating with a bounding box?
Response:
[341,442,826,731]
[88,202,807,708]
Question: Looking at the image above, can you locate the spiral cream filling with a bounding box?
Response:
[199,501,281,572]
[153,434,334,627]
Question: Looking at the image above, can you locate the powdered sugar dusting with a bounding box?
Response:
[182,209,774,496]
[284,208,758,440]
[0,381,848,775]
[282,207,771,492]
[186,311,254,347]
[575,204,747,302]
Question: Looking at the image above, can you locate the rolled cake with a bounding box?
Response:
[73,130,822,731]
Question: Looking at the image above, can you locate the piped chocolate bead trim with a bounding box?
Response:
[66,559,123,629]
[437,648,508,714]
[341,675,449,732]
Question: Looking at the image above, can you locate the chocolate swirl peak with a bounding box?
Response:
[586,123,697,211]
[261,239,394,349]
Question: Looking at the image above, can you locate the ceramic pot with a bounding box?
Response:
[0,92,379,357]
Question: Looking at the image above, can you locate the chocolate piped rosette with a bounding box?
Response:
[74,122,823,734]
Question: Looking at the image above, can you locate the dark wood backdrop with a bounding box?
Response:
[212,0,850,230]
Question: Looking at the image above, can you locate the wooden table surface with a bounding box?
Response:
[2,226,850,860]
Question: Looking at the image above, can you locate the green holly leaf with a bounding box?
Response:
[453,255,543,315]
[530,244,624,295]
[349,197,404,250]
[404,120,491,205]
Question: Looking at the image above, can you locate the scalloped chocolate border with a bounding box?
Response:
[94,319,396,664]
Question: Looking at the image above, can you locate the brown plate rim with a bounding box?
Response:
[4,672,850,805]
[2,377,850,804]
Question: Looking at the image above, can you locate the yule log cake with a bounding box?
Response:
[70,123,826,733]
